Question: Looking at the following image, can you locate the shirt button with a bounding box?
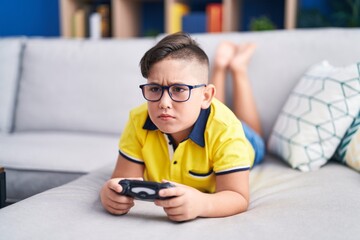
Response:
[173,161,177,165]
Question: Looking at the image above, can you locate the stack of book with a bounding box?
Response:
[168,2,190,34]
[72,3,111,39]
[168,2,223,34]
[206,3,222,32]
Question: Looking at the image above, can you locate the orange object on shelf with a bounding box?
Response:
[206,3,222,33]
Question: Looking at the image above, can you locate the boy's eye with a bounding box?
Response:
[171,86,187,93]
[149,86,162,92]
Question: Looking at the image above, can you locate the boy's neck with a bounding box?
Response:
[165,133,178,151]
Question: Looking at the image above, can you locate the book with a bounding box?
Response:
[97,4,111,38]
[72,8,87,38]
[168,3,190,33]
[206,3,222,32]
[182,12,206,34]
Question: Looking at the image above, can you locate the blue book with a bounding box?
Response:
[182,12,206,33]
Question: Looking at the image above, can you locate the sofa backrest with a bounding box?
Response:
[14,38,155,135]
[2,29,360,138]
[190,28,360,139]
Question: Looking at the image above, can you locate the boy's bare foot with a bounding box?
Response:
[229,43,256,74]
[214,41,236,70]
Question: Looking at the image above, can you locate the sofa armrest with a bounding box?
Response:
[0,166,5,208]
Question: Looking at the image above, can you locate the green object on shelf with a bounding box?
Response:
[297,9,329,28]
[330,0,360,27]
[249,16,277,31]
[297,0,360,28]
[144,29,161,37]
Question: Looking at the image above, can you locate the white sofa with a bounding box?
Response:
[0,29,360,239]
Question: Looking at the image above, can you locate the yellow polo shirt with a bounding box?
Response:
[119,99,254,193]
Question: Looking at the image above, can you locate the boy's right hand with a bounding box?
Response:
[100,178,142,215]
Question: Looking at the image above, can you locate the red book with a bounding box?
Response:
[206,3,222,32]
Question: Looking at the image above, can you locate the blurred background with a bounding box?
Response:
[0,0,359,38]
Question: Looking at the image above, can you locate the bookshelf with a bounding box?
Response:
[60,0,299,38]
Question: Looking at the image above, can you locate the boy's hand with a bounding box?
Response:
[154,181,205,222]
[100,178,142,215]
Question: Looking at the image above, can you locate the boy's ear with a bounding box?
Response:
[201,84,216,109]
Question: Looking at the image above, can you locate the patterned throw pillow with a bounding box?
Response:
[268,61,360,171]
[333,112,360,172]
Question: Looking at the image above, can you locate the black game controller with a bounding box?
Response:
[118,179,175,201]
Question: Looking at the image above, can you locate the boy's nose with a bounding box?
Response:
[158,89,172,109]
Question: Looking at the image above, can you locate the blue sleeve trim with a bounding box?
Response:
[119,150,145,165]
[215,167,250,175]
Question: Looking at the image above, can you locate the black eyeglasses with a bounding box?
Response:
[139,83,206,102]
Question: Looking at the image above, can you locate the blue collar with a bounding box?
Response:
[143,107,210,147]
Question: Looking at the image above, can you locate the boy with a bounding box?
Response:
[100,32,264,222]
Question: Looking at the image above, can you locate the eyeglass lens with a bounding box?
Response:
[142,84,191,102]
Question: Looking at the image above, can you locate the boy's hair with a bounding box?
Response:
[140,32,209,78]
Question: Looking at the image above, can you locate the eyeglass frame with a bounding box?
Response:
[139,83,207,102]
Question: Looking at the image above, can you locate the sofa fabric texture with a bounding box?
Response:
[0,29,360,239]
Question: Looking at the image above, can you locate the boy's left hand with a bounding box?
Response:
[154,181,205,222]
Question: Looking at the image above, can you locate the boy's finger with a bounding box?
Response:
[109,177,144,193]
[108,178,123,193]
[159,185,184,198]
[162,179,184,188]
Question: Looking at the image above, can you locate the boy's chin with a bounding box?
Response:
[159,127,180,136]
[159,128,175,134]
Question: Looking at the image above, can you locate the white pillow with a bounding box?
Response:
[268,61,360,171]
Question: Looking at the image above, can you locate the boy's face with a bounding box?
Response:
[146,58,212,144]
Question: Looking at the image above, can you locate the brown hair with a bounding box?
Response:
[140,32,209,78]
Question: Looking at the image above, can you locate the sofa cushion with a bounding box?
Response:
[14,38,155,135]
[0,38,24,133]
[268,61,360,171]
[0,132,118,173]
[1,155,360,239]
[333,111,360,172]
[0,132,119,201]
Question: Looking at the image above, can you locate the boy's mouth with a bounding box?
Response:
[158,114,175,120]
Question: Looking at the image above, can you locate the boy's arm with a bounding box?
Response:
[111,154,144,178]
[210,170,250,216]
[155,170,249,221]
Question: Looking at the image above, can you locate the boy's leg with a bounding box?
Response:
[211,41,236,103]
[211,42,263,136]
[242,122,265,167]
[229,43,263,136]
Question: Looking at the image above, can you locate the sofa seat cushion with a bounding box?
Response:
[0,132,119,201]
[0,155,359,239]
[0,132,119,173]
